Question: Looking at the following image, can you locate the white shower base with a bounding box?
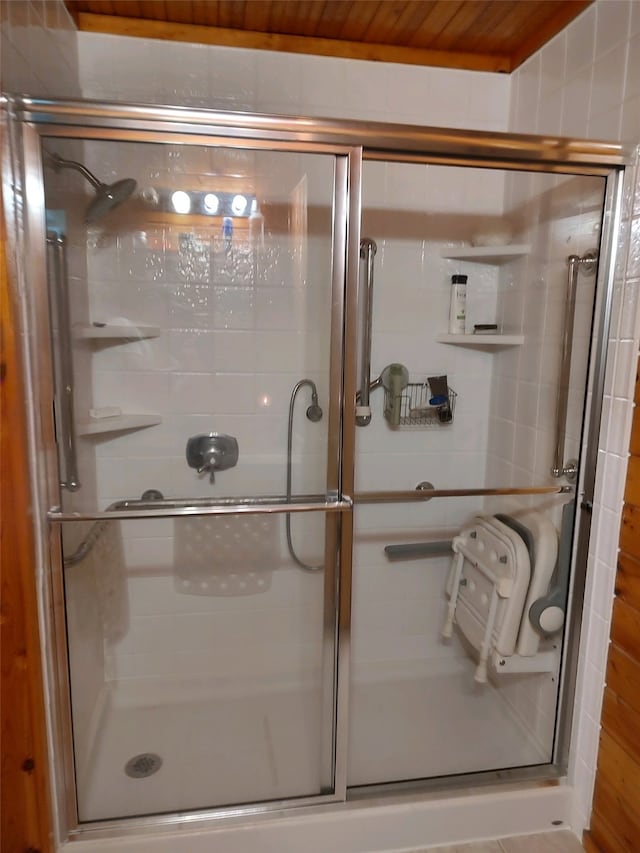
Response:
[77,659,549,823]
[348,659,549,786]
[77,679,325,822]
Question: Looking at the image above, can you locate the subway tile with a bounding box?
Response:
[560,69,593,138]
[590,43,627,124]
[627,217,640,279]
[621,94,640,144]
[565,4,596,75]
[540,32,568,94]
[594,0,632,58]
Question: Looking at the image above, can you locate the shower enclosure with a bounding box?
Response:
[2,97,626,839]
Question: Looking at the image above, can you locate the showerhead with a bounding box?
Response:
[48,152,137,223]
[85,178,138,224]
[306,387,323,422]
[380,363,409,393]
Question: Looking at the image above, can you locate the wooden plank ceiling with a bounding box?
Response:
[65,0,593,73]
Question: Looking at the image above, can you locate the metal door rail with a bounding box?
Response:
[354,485,572,503]
[47,233,80,491]
[49,493,352,523]
[356,237,377,426]
[551,251,598,479]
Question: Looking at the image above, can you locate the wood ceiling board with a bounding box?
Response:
[216,0,245,29]
[316,2,363,41]
[192,0,220,27]
[361,0,434,45]
[106,0,142,16]
[164,2,193,25]
[427,0,495,51]
[407,1,465,49]
[75,12,512,71]
[339,1,385,42]
[67,1,593,71]
[460,3,528,53]
[242,0,272,34]
[281,1,331,39]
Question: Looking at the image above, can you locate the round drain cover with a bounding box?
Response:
[124,753,162,778]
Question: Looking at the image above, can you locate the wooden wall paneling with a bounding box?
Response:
[623,452,640,507]
[619,504,640,557]
[587,350,640,851]
[600,688,640,768]
[615,551,640,612]
[1,193,54,851]
[610,596,640,660]
[605,643,640,717]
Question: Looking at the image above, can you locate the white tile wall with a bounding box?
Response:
[509,0,640,835]
[1,0,80,96]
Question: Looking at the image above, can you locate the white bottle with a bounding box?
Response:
[448,274,467,334]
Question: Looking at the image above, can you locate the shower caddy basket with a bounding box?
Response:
[383,381,457,427]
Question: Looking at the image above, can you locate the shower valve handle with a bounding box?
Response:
[186,433,239,484]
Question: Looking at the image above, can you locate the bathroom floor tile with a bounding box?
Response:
[408,831,583,853]
[498,830,584,852]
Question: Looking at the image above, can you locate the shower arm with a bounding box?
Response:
[551,251,597,480]
[356,238,377,426]
[49,152,103,189]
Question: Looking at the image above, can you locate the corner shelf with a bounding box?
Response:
[74,323,161,340]
[436,333,524,346]
[440,244,531,264]
[78,414,162,436]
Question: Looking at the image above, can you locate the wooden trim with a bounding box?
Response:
[75,12,513,72]
[0,193,54,850]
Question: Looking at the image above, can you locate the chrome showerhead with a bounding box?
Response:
[306,401,323,422]
[48,152,137,223]
[306,386,323,422]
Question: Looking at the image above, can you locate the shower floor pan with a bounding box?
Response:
[348,659,550,786]
[77,660,548,823]
[77,681,324,822]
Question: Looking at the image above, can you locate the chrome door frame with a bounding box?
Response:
[3,96,630,844]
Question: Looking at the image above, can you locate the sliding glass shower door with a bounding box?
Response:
[41,133,351,821]
[347,159,608,788]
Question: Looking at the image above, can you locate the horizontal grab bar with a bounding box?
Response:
[354,485,573,503]
[49,496,353,522]
[385,541,453,560]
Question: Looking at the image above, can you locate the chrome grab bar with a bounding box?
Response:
[354,485,573,503]
[356,237,377,426]
[49,493,353,524]
[47,233,80,491]
[551,250,597,480]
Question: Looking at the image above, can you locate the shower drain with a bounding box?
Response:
[124,753,163,779]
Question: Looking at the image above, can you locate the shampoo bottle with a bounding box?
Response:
[448,274,467,334]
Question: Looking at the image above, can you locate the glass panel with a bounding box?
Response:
[62,512,333,820]
[42,138,337,514]
[348,161,606,785]
[43,136,342,819]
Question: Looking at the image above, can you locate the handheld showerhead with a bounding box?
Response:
[306,386,323,422]
[48,152,137,223]
[380,363,409,427]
